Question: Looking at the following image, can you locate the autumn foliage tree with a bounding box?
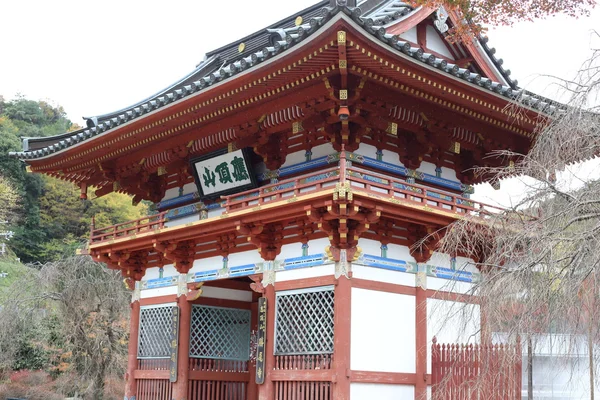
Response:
[0,256,130,399]
[410,0,596,40]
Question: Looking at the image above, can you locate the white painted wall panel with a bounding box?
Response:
[307,237,330,254]
[382,149,403,166]
[227,249,263,266]
[399,26,417,44]
[426,299,480,373]
[351,288,416,373]
[350,383,414,399]
[279,243,302,260]
[358,238,382,256]
[191,255,222,272]
[140,285,179,299]
[387,244,414,261]
[275,264,335,282]
[428,277,474,294]
[426,25,453,59]
[143,265,178,281]
[201,286,252,302]
[356,143,378,158]
[164,214,200,228]
[352,264,415,287]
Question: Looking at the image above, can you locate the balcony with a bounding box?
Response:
[89,164,504,246]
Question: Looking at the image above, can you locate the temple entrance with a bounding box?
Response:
[188,304,253,400]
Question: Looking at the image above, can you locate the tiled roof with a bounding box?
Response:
[11,0,558,161]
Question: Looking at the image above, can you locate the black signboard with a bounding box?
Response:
[255,297,267,385]
[169,306,179,383]
[189,147,258,201]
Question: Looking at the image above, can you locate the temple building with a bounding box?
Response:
[11,0,561,399]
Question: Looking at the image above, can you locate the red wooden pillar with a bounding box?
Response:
[172,295,191,400]
[258,284,276,400]
[248,301,259,400]
[124,299,140,399]
[333,274,352,400]
[415,264,428,400]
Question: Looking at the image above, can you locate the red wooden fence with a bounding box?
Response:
[431,338,522,400]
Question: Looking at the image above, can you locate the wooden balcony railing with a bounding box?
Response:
[89,165,506,245]
[90,212,167,243]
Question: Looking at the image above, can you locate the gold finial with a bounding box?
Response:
[295,16,303,26]
[238,42,246,53]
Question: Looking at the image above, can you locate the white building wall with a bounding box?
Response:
[425,25,454,59]
[427,299,480,374]
[351,383,414,399]
[351,288,416,373]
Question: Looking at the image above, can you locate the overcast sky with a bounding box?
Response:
[1,0,599,204]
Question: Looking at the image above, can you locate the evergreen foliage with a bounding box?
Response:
[0,96,148,263]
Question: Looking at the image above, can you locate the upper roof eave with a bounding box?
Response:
[10,2,560,163]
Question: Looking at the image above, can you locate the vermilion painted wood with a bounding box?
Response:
[247,302,259,400]
[273,275,337,292]
[172,296,191,399]
[351,278,417,296]
[349,371,416,384]
[431,340,522,399]
[133,370,170,379]
[139,295,177,306]
[270,370,335,382]
[332,275,351,400]
[415,285,428,400]
[258,285,276,400]
[125,300,140,398]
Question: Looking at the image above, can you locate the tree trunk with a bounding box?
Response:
[589,321,594,400]
[528,335,533,400]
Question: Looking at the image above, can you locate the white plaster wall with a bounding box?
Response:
[275,264,335,282]
[418,161,438,176]
[307,237,330,254]
[356,143,378,158]
[281,143,334,168]
[140,285,179,299]
[426,299,480,373]
[351,288,416,373]
[207,206,225,219]
[161,187,179,202]
[279,242,303,260]
[351,383,414,400]
[425,25,454,59]
[160,183,197,203]
[227,249,263,266]
[387,243,414,261]
[310,143,335,160]
[440,166,459,182]
[142,265,178,281]
[191,255,223,272]
[382,149,402,166]
[399,26,417,44]
[427,253,478,294]
[352,265,415,287]
[201,286,252,302]
[428,277,474,294]
[164,213,200,228]
[358,238,382,256]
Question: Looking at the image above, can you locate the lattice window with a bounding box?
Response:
[190,305,251,361]
[138,305,174,359]
[274,286,335,355]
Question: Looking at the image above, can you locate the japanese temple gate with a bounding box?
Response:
[11,0,556,399]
